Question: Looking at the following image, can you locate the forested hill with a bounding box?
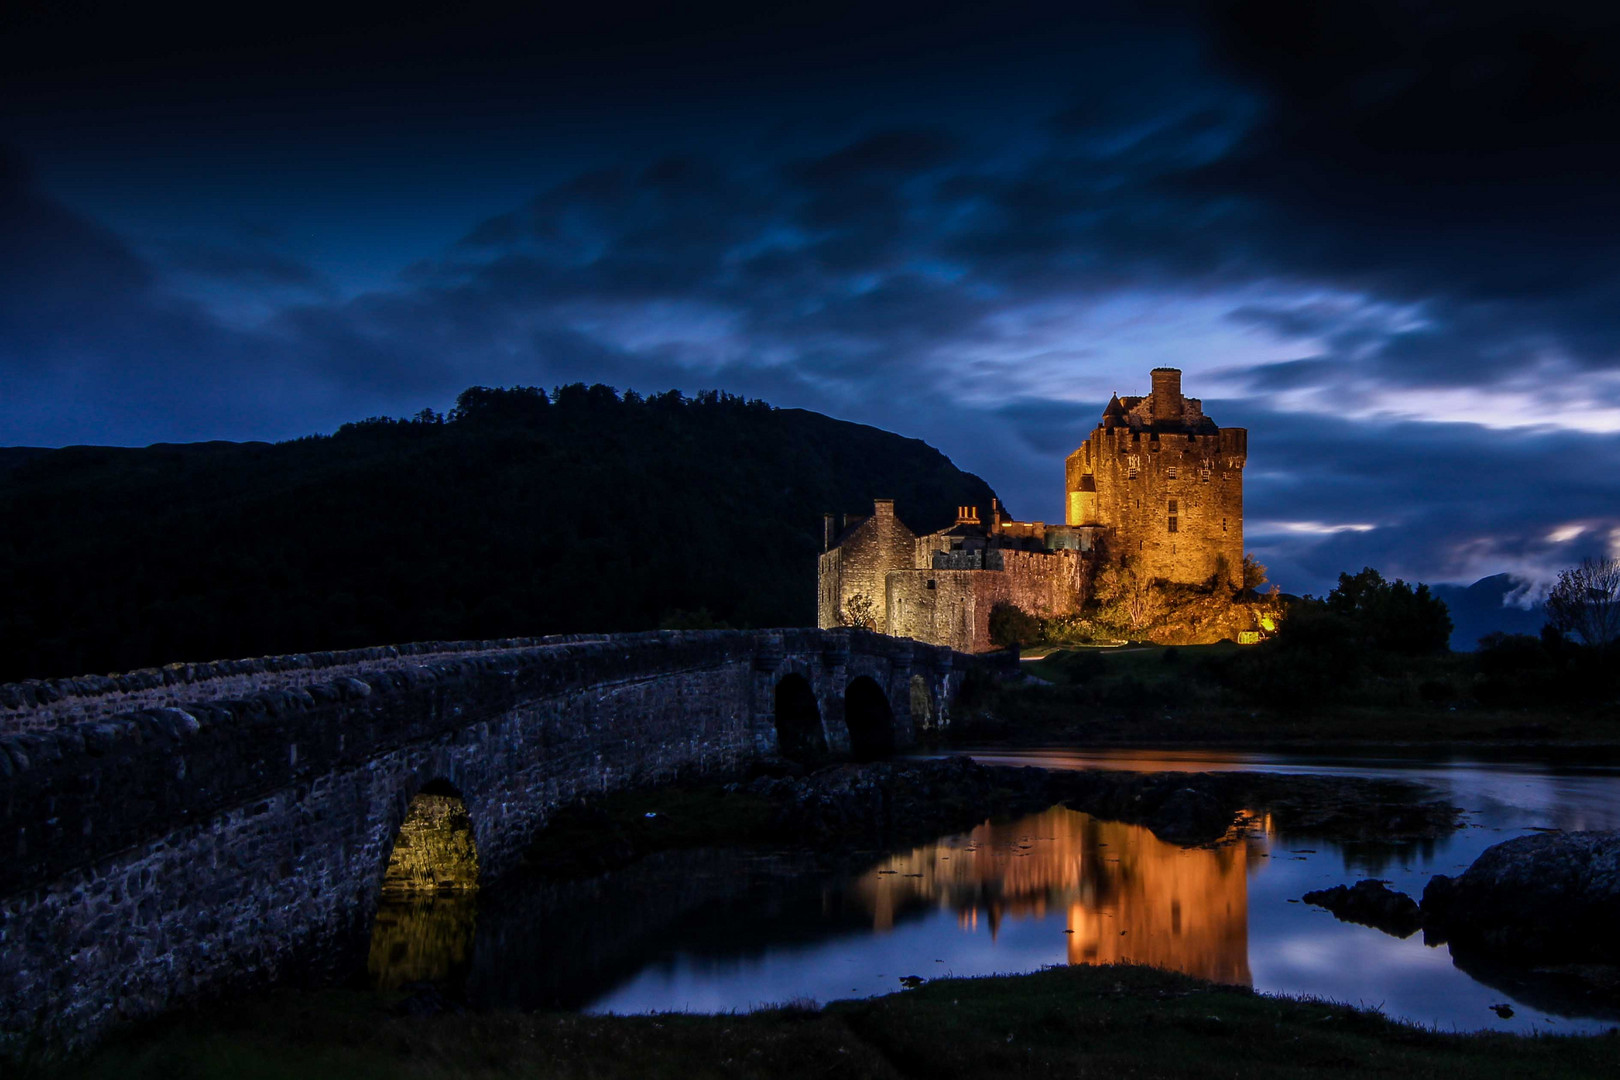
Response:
[0,386,1000,682]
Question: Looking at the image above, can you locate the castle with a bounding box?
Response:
[817,368,1247,652]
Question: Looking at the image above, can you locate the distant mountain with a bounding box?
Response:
[1430,574,1547,651]
[0,385,999,682]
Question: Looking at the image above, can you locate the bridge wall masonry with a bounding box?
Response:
[0,628,993,1054]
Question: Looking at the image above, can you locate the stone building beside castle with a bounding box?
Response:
[818,368,1247,652]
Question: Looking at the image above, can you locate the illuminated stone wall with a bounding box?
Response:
[379,793,479,895]
[885,550,1085,653]
[1065,369,1246,590]
[817,499,918,630]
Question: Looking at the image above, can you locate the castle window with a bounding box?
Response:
[1201,468,1211,482]
[1166,466,1178,479]
[1128,466,1138,480]
[1168,500,1178,513]
[1168,516,1178,533]
[927,579,937,590]
[1221,518,1226,532]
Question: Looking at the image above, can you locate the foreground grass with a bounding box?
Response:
[42,965,1618,1079]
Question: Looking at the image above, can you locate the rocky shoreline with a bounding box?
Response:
[739,755,1462,851]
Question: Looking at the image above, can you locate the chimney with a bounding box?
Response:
[822,513,836,552]
[874,498,895,518]
[1150,367,1184,421]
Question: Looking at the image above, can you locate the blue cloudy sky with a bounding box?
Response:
[4,1,1619,594]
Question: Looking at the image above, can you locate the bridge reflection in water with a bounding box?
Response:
[850,806,1261,986]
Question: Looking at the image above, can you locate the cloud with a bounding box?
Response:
[1176,0,1620,412]
[155,241,327,290]
[790,130,960,184]
[7,2,1620,596]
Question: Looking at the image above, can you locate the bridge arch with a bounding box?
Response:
[380,778,481,896]
[773,672,828,762]
[844,675,896,760]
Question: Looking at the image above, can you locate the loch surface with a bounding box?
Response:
[367,749,1620,1035]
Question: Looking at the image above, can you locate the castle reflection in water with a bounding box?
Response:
[850,806,1262,986]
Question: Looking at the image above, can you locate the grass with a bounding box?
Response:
[962,644,1620,750]
[35,965,1618,1079]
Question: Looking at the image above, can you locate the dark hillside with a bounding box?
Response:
[0,386,998,681]
[0,447,50,475]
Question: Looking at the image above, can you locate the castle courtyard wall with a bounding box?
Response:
[885,549,1084,652]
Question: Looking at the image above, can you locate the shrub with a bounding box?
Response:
[989,602,1043,650]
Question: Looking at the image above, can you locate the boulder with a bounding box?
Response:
[1302,880,1422,938]
[1421,831,1620,965]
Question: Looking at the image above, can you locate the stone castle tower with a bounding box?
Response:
[1064,367,1245,589]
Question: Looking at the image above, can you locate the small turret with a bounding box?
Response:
[1102,393,1127,429]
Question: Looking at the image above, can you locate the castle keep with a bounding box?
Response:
[1066,367,1246,591]
[818,368,1247,652]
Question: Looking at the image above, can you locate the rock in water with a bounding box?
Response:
[1148,787,1234,847]
[1421,831,1620,964]
[1302,880,1423,938]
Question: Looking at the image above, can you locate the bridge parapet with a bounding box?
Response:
[0,634,617,736]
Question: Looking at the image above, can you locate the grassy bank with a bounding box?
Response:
[952,643,1620,750]
[37,964,1617,1079]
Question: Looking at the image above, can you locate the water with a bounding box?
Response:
[368,748,1620,1035]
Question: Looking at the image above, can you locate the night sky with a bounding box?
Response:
[5,1,1619,595]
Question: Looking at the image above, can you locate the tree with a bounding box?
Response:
[842,593,880,632]
[1118,565,1165,635]
[1546,557,1620,649]
[1323,567,1452,654]
[1242,553,1267,592]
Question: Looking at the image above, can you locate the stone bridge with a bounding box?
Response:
[0,628,998,1052]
